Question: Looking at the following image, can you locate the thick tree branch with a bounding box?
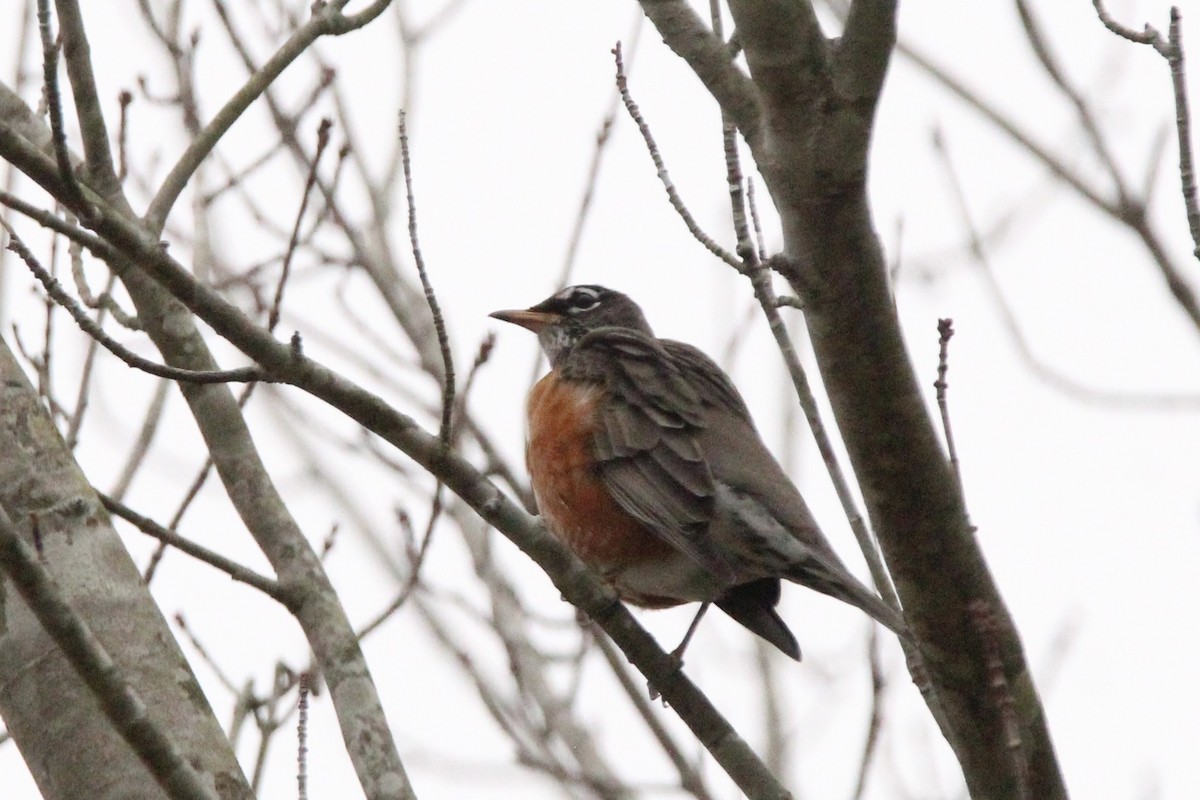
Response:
[833,0,896,130]
[0,506,219,800]
[0,338,254,800]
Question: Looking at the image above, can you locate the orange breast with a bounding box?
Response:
[526,370,677,606]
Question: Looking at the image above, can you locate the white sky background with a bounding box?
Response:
[1,0,1199,798]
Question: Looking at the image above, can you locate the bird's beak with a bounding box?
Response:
[489,308,559,333]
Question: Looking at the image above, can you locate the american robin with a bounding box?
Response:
[491,285,908,660]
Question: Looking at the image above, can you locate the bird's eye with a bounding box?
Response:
[568,289,600,312]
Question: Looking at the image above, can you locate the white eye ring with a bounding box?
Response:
[562,286,600,312]
[572,295,599,311]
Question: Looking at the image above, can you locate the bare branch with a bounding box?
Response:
[102,495,290,605]
[933,318,964,491]
[145,0,394,232]
[849,625,887,800]
[836,0,897,116]
[1166,9,1200,259]
[53,0,122,202]
[710,0,902,629]
[593,634,715,800]
[932,127,1200,409]
[37,0,88,212]
[1091,0,1170,53]
[613,42,743,271]
[3,66,418,800]
[399,110,455,444]
[3,219,267,384]
[880,4,1200,333]
[47,159,791,800]
[269,118,333,333]
[297,674,310,800]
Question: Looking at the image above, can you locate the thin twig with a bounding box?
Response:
[1015,0,1131,206]
[54,0,122,199]
[269,118,332,333]
[109,379,170,501]
[1091,0,1169,53]
[117,89,132,183]
[297,673,310,800]
[705,2,903,619]
[934,318,964,493]
[818,0,1200,338]
[523,16,643,392]
[773,295,804,309]
[355,506,438,642]
[0,189,115,258]
[1166,9,1200,259]
[143,379,262,584]
[932,128,1200,409]
[753,637,788,777]
[874,1,1200,333]
[145,0,393,232]
[0,0,37,313]
[850,625,887,800]
[38,213,61,405]
[398,111,455,445]
[36,0,88,214]
[172,613,241,695]
[746,177,769,262]
[397,110,454,597]
[69,233,139,328]
[102,494,290,605]
[450,333,495,446]
[249,664,294,795]
[613,41,743,271]
[2,220,267,384]
[64,271,118,449]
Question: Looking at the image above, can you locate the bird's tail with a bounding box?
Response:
[716,578,802,660]
[788,561,910,639]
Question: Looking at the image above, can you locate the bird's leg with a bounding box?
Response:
[669,602,711,666]
[647,603,712,702]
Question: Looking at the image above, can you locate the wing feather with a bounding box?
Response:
[563,328,733,581]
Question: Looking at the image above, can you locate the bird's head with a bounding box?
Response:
[490,285,652,365]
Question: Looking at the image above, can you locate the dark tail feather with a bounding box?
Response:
[790,562,910,639]
[716,579,802,660]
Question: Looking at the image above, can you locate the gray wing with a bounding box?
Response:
[566,329,735,582]
[662,339,826,540]
[666,343,909,635]
[659,340,753,421]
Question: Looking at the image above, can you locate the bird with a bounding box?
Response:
[490,284,908,660]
